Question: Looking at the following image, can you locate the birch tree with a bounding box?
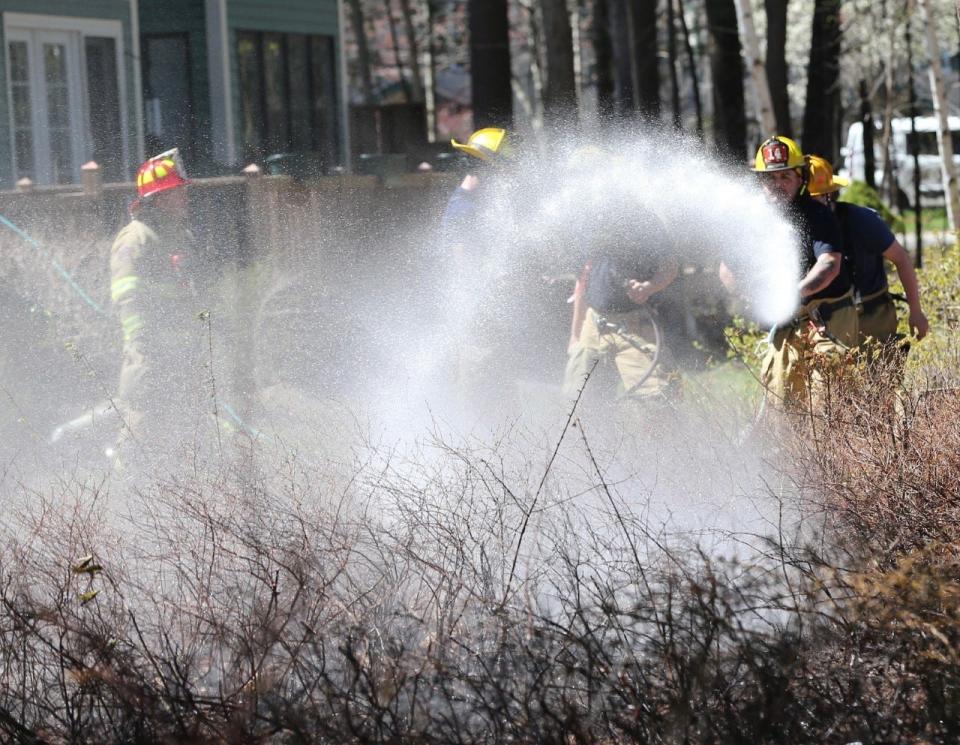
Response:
[917,0,960,232]
[732,0,776,136]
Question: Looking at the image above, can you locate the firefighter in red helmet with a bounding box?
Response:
[109,148,201,464]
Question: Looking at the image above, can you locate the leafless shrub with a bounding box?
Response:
[0,377,957,743]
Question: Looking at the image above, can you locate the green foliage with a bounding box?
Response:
[903,244,960,383]
[840,180,904,233]
[723,313,765,377]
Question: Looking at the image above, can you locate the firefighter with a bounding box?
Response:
[563,203,680,406]
[721,136,858,408]
[806,154,929,351]
[439,128,517,410]
[441,127,511,259]
[110,148,201,462]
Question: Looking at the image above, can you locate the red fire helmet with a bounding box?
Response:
[135,148,189,200]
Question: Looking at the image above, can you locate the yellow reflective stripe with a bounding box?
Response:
[121,314,143,343]
[111,275,139,302]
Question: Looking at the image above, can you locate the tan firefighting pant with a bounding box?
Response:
[856,289,908,383]
[114,321,203,459]
[564,307,675,401]
[760,293,859,408]
[857,290,898,345]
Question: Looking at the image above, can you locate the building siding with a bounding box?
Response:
[0,0,138,187]
[227,0,339,36]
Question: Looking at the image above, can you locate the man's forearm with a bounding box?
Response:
[649,258,679,295]
[799,253,840,298]
[885,242,923,311]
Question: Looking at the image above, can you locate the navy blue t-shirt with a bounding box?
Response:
[836,202,895,297]
[787,194,850,301]
[584,210,671,313]
[440,185,482,244]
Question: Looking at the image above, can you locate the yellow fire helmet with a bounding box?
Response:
[806,154,850,196]
[450,128,510,162]
[752,135,805,172]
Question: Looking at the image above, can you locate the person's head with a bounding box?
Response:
[450,128,511,169]
[752,136,806,204]
[806,154,849,208]
[132,148,190,218]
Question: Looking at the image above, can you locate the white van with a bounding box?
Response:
[838,115,960,208]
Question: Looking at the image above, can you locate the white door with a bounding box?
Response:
[7,28,85,184]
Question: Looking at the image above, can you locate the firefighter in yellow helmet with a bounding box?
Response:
[720,136,858,409]
[439,128,516,411]
[441,128,510,256]
[109,148,202,464]
[806,154,928,358]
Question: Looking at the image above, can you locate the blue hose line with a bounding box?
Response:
[0,211,261,440]
[219,399,262,439]
[0,212,107,315]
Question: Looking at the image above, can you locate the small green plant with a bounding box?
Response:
[902,242,960,383]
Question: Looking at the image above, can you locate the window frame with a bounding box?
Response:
[3,12,130,184]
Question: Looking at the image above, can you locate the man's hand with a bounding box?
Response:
[909,307,929,340]
[626,279,654,306]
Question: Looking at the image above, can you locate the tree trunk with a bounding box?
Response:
[666,0,681,128]
[425,0,437,140]
[801,0,842,162]
[468,0,513,127]
[676,0,703,136]
[906,13,922,266]
[385,0,412,101]
[918,0,960,232]
[541,0,578,124]
[879,3,896,206]
[859,79,876,189]
[346,0,374,103]
[733,0,775,136]
[764,0,791,136]
[632,0,660,119]
[593,0,616,119]
[610,0,636,116]
[398,0,425,101]
[704,0,747,160]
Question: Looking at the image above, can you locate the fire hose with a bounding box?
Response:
[592,305,663,398]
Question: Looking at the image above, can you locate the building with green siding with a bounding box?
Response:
[0,0,345,187]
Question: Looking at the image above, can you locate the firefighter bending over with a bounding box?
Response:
[564,206,679,406]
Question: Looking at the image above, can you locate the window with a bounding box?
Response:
[85,36,122,181]
[4,14,127,185]
[236,31,339,168]
[905,130,960,158]
[142,34,193,163]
